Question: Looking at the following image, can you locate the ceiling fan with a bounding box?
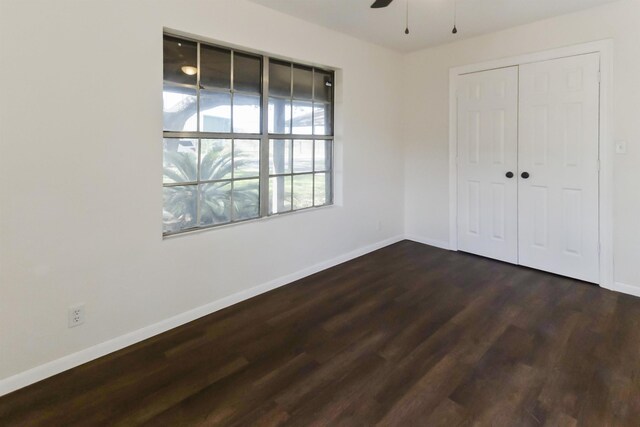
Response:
[370,0,459,35]
[370,0,393,8]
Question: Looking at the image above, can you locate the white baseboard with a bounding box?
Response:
[405,237,640,301]
[404,237,640,300]
[404,234,451,251]
[610,282,640,298]
[0,235,404,397]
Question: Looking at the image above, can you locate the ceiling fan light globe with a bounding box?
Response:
[181,65,198,76]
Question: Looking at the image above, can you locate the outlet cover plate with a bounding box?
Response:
[68,304,85,328]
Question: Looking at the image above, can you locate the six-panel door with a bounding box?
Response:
[457,67,519,264]
[518,53,600,283]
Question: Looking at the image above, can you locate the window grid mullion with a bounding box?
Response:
[230,50,235,134]
[196,43,202,226]
[260,56,270,217]
[312,68,315,137]
[165,176,261,188]
[231,138,236,221]
[289,64,293,134]
[267,134,332,140]
[164,131,267,139]
[312,140,315,206]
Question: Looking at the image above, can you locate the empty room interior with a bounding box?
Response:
[2,0,640,425]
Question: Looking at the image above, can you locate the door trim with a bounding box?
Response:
[448,39,614,289]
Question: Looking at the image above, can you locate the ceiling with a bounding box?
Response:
[247,0,620,52]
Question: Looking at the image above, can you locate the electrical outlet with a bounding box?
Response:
[68,304,85,328]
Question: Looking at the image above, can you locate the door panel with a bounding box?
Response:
[457,67,519,263]
[491,183,506,240]
[518,53,600,283]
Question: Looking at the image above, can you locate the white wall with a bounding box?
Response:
[0,0,404,382]
[403,0,640,289]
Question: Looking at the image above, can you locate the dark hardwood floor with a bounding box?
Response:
[1,240,639,426]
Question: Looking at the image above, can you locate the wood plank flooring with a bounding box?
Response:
[1,240,640,426]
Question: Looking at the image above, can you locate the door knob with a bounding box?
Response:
[506,171,514,178]
[521,172,530,179]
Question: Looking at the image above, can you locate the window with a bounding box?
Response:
[162,34,334,235]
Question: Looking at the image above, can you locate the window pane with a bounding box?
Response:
[163,85,197,132]
[314,173,330,206]
[269,139,292,175]
[269,176,292,214]
[233,94,260,134]
[292,101,313,135]
[293,140,313,173]
[314,102,332,136]
[163,36,197,86]
[293,65,313,100]
[163,185,197,234]
[293,174,313,210]
[314,70,333,102]
[200,181,231,226]
[314,140,331,172]
[200,44,231,90]
[269,60,291,97]
[200,90,231,132]
[234,53,261,93]
[233,179,260,220]
[234,139,260,178]
[268,97,291,134]
[200,139,232,181]
[163,138,198,184]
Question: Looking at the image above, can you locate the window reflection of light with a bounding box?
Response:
[181,66,198,75]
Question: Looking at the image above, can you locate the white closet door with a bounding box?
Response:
[457,67,519,263]
[518,53,600,283]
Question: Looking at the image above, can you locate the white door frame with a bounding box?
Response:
[448,39,614,289]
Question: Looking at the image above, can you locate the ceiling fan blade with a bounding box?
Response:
[370,0,393,8]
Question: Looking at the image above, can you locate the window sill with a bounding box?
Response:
[162,203,338,240]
